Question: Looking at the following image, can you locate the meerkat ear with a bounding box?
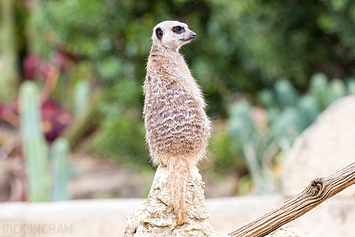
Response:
[156,27,163,40]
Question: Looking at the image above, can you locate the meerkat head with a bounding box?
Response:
[152,21,196,52]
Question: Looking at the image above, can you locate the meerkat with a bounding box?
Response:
[143,20,211,225]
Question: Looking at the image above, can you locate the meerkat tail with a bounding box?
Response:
[170,156,190,225]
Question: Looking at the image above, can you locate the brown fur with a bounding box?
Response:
[143,21,211,225]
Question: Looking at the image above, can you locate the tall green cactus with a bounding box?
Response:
[228,101,255,150]
[51,138,70,201]
[19,81,49,202]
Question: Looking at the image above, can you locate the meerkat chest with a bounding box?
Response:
[144,51,207,129]
[146,58,202,100]
[145,73,204,112]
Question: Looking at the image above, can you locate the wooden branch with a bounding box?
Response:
[228,162,355,237]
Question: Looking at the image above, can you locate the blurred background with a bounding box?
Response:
[0,0,354,202]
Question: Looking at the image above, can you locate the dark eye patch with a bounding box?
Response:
[172,26,185,34]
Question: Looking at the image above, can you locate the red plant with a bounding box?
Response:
[23,55,40,80]
[0,99,73,142]
[41,100,73,142]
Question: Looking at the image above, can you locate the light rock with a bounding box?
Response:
[0,199,136,237]
[2,196,355,236]
[283,96,355,197]
[207,195,284,233]
[123,165,227,237]
[265,226,307,237]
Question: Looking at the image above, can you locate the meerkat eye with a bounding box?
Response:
[172,26,185,34]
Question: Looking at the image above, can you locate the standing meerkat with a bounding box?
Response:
[143,21,211,225]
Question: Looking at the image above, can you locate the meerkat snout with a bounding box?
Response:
[182,31,196,41]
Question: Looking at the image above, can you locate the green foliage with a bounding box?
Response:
[208,125,244,173]
[20,81,49,202]
[51,138,70,201]
[97,57,125,81]
[92,78,149,168]
[93,113,148,168]
[0,0,19,100]
[228,74,354,194]
[11,0,355,171]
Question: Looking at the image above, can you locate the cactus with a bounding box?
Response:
[274,79,299,108]
[270,107,301,153]
[73,80,90,116]
[327,78,346,106]
[228,101,255,149]
[51,137,70,201]
[228,101,275,193]
[258,89,275,109]
[297,95,320,128]
[228,73,352,194]
[20,81,71,202]
[310,73,328,109]
[347,78,355,95]
[19,81,49,202]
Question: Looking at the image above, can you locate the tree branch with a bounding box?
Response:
[228,161,355,237]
